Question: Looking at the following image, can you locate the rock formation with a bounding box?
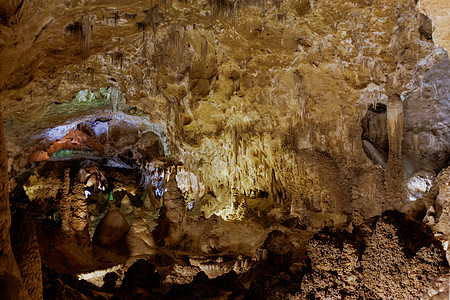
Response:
[0,111,30,299]
[0,0,448,298]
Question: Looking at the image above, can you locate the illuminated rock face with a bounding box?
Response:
[0,0,449,298]
[1,0,448,223]
[420,0,450,52]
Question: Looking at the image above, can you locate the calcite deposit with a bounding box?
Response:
[0,0,448,299]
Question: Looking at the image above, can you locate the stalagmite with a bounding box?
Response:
[385,95,407,208]
[70,182,89,232]
[0,111,30,299]
[10,209,43,300]
[60,171,89,239]
[93,204,130,246]
[387,95,403,160]
[82,15,92,57]
[60,168,71,232]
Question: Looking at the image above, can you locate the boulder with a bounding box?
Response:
[92,205,130,246]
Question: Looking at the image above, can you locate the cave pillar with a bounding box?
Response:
[60,168,71,232]
[0,110,30,299]
[60,170,90,245]
[384,95,407,208]
[70,182,89,233]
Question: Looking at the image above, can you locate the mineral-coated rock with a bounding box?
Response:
[0,111,30,299]
[0,1,449,298]
[1,1,448,225]
[93,204,130,246]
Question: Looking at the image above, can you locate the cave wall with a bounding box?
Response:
[0,111,29,299]
[0,0,448,223]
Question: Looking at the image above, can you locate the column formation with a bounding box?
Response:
[385,95,407,209]
[0,111,30,299]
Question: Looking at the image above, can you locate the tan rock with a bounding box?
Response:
[93,205,130,246]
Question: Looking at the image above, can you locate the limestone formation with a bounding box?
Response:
[0,0,448,298]
[0,111,29,299]
[10,209,43,300]
[93,204,130,247]
[300,212,449,299]
[385,94,407,209]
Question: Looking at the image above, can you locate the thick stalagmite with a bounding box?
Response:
[10,209,43,300]
[0,111,29,299]
[60,168,71,233]
[0,0,449,298]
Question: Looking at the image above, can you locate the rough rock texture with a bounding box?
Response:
[125,218,157,257]
[153,174,186,246]
[61,176,90,236]
[434,167,449,240]
[51,211,446,299]
[425,166,450,264]
[300,211,449,299]
[0,0,449,299]
[118,259,161,299]
[93,204,130,246]
[10,209,43,300]
[0,110,29,299]
[384,94,407,209]
[23,168,63,202]
[0,0,448,225]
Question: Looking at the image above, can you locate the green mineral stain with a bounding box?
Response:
[51,149,83,157]
[45,88,111,117]
[50,149,98,158]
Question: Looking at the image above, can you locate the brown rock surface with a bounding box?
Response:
[0,0,449,298]
[93,204,130,247]
[0,110,29,299]
[300,211,449,299]
[0,1,447,225]
[10,209,43,300]
[420,0,450,52]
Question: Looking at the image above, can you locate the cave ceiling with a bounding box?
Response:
[1,0,448,218]
[0,0,449,298]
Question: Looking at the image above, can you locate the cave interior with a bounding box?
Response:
[0,0,449,299]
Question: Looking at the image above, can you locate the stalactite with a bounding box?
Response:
[113,11,120,28]
[110,87,126,126]
[209,0,265,21]
[275,12,286,23]
[82,15,92,58]
[86,67,94,83]
[201,35,207,64]
[273,0,282,9]
[138,5,164,36]
[387,95,403,161]
[385,94,407,208]
[294,70,307,122]
[65,15,92,58]
[60,168,71,232]
[169,26,185,69]
[111,50,124,68]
